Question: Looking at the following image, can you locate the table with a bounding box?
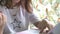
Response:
[16,29,40,34]
[16,23,60,34]
[16,29,48,34]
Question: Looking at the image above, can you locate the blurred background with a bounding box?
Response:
[29,0,60,30]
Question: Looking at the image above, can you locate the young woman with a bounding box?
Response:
[0,0,53,34]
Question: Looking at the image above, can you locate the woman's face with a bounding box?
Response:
[12,0,20,5]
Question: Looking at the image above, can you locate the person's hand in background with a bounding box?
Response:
[0,11,7,34]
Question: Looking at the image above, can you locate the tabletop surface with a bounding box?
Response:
[16,29,40,34]
[16,29,47,34]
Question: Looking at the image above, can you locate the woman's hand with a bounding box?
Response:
[34,19,54,34]
[0,11,7,34]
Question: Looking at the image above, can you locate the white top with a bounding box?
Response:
[0,6,41,34]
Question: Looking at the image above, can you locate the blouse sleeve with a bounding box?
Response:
[29,12,41,24]
[27,3,41,23]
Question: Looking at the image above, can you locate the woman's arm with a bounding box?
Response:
[0,11,7,34]
[29,13,54,33]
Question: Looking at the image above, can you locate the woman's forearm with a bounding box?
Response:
[33,19,54,33]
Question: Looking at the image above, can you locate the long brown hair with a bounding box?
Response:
[5,0,32,13]
[5,0,12,8]
[25,0,32,13]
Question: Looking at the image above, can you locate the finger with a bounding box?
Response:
[2,14,7,23]
[40,27,45,33]
[47,24,54,31]
[0,13,6,26]
[0,14,3,26]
